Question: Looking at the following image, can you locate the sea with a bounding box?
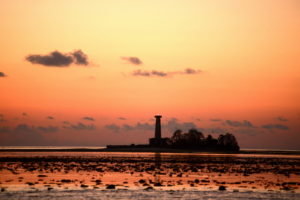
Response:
[0,146,299,200]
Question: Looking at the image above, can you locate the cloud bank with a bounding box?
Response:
[0,124,59,134]
[65,122,96,131]
[262,124,289,130]
[104,118,198,133]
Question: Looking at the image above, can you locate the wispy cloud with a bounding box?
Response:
[37,126,59,133]
[210,118,222,122]
[122,57,143,65]
[82,117,95,121]
[117,117,127,120]
[0,124,48,146]
[72,50,89,65]
[225,120,254,127]
[0,72,7,77]
[0,124,59,133]
[181,68,202,74]
[132,70,168,77]
[164,118,197,132]
[131,68,201,77]
[104,118,198,133]
[105,124,121,132]
[26,50,89,67]
[0,114,5,122]
[276,116,288,122]
[67,123,96,131]
[262,124,289,130]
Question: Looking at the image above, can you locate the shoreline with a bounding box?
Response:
[0,147,299,155]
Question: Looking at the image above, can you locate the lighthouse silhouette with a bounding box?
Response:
[154,115,162,140]
[149,115,168,147]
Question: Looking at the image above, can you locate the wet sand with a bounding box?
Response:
[0,152,300,199]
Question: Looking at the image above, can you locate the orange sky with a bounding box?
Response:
[0,0,300,149]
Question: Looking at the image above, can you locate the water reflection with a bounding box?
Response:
[154,152,161,185]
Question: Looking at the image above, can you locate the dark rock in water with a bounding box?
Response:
[61,179,72,183]
[95,180,102,185]
[27,182,35,186]
[47,187,53,191]
[219,185,226,191]
[154,182,163,187]
[37,174,47,177]
[1,188,6,192]
[144,186,154,190]
[194,179,200,184]
[106,185,116,189]
[281,186,292,191]
[80,184,88,188]
[139,179,146,184]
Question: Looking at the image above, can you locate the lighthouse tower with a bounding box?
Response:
[154,115,162,140]
[149,115,168,147]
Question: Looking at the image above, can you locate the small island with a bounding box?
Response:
[107,115,240,152]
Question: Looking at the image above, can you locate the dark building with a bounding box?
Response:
[149,115,169,147]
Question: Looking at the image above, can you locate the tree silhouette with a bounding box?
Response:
[169,129,239,151]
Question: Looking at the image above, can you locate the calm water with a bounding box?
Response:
[1,151,300,159]
[0,146,106,150]
[1,147,300,200]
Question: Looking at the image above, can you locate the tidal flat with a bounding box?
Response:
[0,152,300,199]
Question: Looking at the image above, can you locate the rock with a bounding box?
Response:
[138,179,146,184]
[219,185,226,191]
[154,182,163,187]
[61,179,72,183]
[144,186,154,190]
[106,185,115,189]
[37,174,47,177]
[80,184,88,188]
[27,182,34,186]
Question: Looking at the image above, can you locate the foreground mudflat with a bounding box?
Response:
[0,152,299,199]
[1,189,300,200]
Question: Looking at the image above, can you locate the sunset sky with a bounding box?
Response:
[1,0,299,149]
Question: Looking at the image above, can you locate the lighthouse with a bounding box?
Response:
[154,115,162,140]
[149,115,168,147]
